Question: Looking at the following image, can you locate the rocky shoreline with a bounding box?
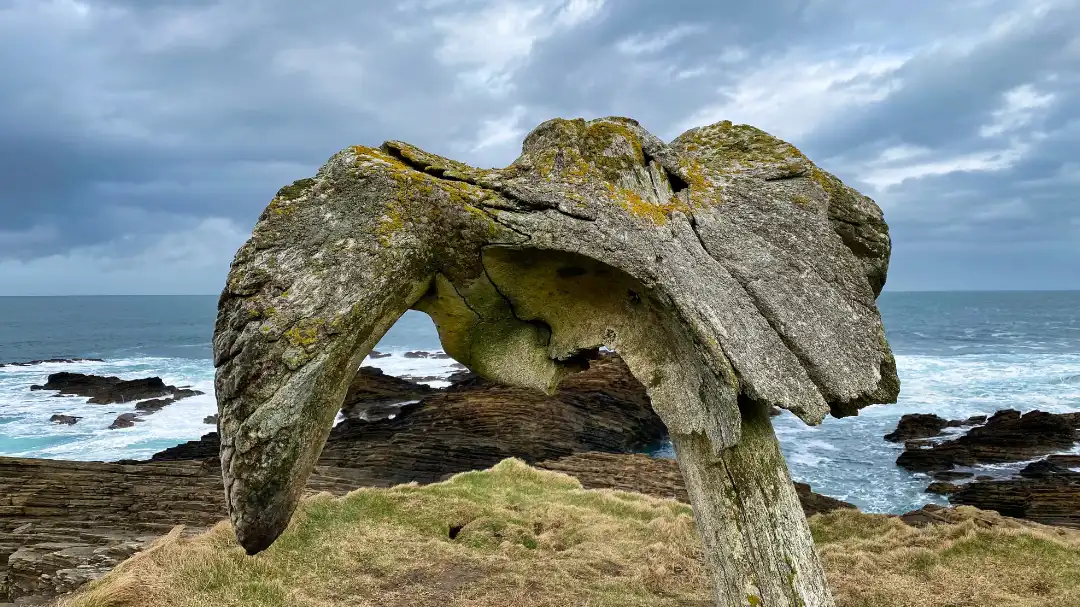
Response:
[3,355,1079,604]
[886,410,1080,529]
[29,371,205,431]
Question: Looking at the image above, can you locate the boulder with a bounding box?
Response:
[107,413,142,430]
[133,398,174,413]
[202,414,218,425]
[212,116,898,605]
[896,409,1080,472]
[339,366,433,421]
[925,481,960,495]
[31,373,203,406]
[884,413,949,442]
[48,415,80,426]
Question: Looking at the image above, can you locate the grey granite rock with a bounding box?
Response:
[213,117,898,606]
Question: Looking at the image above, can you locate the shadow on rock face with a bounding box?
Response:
[211,116,898,606]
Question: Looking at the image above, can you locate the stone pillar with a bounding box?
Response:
[671,400,833,607]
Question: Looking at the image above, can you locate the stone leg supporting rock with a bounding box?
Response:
[671,400,833,607]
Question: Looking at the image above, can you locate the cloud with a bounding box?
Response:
[470,105,529,153]
[0,218,248,295]
[979,84,1056,137]
[616,24,705,56]
[675,49,909,140]
[432,0,606,95]
[1,0,1078,293]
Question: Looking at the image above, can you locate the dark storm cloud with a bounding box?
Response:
[0,0,1077,293]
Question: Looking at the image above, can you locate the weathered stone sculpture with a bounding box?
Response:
[213,117,899,606]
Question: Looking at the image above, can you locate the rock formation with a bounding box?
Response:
[213,116,898,606]
[896,409,1080,472]
[153,354,667,483]
[949,456,1080,529]
[48,414,80,426]
[0,457,362,604]
[884,413,950,442]
[339,366,433,421]
[30,372,202,406]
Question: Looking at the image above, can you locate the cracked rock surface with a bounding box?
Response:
[214,116,898,606]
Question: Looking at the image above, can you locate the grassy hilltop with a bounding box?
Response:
[62,459,1080,607]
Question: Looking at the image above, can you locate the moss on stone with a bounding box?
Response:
[607,184,690,225]
[275,178,316,203]
[676,121,807,175]
[284,319,324,349]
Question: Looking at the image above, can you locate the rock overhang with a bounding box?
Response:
[213,116,899,604]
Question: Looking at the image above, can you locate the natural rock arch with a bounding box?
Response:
[213,116,899,606]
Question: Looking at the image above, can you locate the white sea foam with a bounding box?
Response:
[2,348,1077,514]
[0,350,463,461]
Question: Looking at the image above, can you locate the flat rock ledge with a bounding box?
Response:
[887,409,1080,529]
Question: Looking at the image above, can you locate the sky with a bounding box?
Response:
[0,0,1077,295]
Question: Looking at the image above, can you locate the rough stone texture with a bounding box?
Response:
[48,415,80,426]
[949,456,1080,529]
[339,365,433,421]
[156,354,667,483]
[107,413,142,430]
[925,481,960,495]
[884,413,949,442]
[213,116,898,606]
[896,409,1080,472]
[31,372,203,406]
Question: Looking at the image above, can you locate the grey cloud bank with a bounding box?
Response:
[0,0,1077,294]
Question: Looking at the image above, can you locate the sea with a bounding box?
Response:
[1,292,1078,514]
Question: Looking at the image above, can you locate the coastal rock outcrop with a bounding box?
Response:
[0,457,362,604]
[30,372,203,406]
[48,414,80,426]
[213,116,898,606]
[107,412,142,430]
[896,409,1080,472]
[884,413,949,442]
[949,456,1080,529]
[339,366,433,421]
[153,354,667,483]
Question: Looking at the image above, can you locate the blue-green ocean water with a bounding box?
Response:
[1,292,1078,513]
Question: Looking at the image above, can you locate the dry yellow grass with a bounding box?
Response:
[59,459,1080,607]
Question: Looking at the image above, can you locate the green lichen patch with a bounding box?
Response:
[607,184,689,225]
[274,178,316,203]
[521,118,648,186]
[284,318,325,350]
[673,121,808,176]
